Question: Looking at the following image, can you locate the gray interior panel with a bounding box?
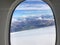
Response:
[0,0,60,45]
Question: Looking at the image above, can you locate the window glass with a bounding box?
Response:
[10,0,56,45]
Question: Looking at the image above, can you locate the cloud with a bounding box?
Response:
[12,18,18,23]
[15,0,51,11]
[15,4,51,10]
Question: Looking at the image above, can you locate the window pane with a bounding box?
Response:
[10,0,56,45]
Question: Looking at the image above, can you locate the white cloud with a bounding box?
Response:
[15,4,51,10]
[12,18,18,23]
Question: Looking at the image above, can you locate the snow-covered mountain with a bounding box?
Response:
[10,15,55,32]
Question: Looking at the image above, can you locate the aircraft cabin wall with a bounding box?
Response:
[0,0,60,45]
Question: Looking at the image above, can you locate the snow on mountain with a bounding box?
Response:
[10,15,55,32]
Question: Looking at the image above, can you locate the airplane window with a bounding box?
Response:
[10,0,56,45]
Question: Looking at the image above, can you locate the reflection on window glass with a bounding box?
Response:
[10,0,56,45]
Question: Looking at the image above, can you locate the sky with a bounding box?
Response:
[12,0,53,18]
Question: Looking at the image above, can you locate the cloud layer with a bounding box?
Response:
[15,0,51,10]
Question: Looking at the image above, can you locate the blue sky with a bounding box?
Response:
[12,0,53,17]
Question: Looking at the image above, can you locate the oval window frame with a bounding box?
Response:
[8,0,57,45]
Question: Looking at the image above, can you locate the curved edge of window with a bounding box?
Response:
[8,0,57,45]
[8,0,25,45]
[43,0,57,45]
